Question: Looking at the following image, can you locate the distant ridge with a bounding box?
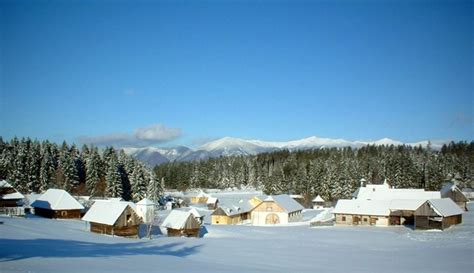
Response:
[122,136,449,166]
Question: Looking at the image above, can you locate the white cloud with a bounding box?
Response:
[78,124,182,147]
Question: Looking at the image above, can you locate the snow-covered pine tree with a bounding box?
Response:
[106,157,123,198]
[86,148,101,196]
[130,163,147,202]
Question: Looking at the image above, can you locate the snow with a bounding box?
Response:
[334,199,391,216]
[312,195,324,202]
[31,189,84,210]
[136,198,154,206]
[354,184,441,200]
[1,204,473,273]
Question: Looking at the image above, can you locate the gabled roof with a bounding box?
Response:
[0,180,24,200]
[178,207,201,218]
[259,194,304,213]
[440,183,469,201]
[82,200,135,226]
[206,197,218,204]
[312,195,324,202]
[161,210,199,229]
[31,189,84,210]
[427,198,464,217]
[137,198,155,206]
[334,199,391,216]
[389,199,426,211]
[213,198,254,216]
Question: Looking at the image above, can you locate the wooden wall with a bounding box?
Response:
[114,206,142,228]
[34,208,81,219]
[335,213,389,226]
[90,222,139,237]
[0,199,21,207]
[167,228,200,238]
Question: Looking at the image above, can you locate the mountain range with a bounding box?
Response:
[122,136,449,166]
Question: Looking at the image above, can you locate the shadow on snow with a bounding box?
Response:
[0,238,202,262]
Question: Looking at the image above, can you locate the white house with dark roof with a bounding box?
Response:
[251,194,304,225]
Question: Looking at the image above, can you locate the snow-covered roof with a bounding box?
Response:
[31,189,84,210]
[137,198,155,206]
[427,198,464,217]
[215,198,255,216]
[389,199,426,211]
[206,197,218,204]
[161,210,196,229]
[353,185,441,201]
[259,194,304,213]
[0,180,24,200]
[310,208,334,223]
[334,199,391,216]
[82,200,134,226]
[312,195,324,202]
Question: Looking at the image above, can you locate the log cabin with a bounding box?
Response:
[31,189,84,219]
[414,198,463,230]
[0,180,24,207]
[161,210,201,238]
[82,200,142,237]
[440,182,469,211]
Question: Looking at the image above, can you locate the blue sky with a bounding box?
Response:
[1,0,472,147]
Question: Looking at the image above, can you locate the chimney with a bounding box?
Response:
[360,178,366,187]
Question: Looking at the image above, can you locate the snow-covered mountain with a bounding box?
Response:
[122,136,449,166]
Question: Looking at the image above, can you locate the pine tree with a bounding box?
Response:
[106,158,123,198]
[147,170,162,202]
[130,163,147,201]
[39,142,55,192]
[85,149,101,196]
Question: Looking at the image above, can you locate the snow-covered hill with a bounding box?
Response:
[122,136,449,166]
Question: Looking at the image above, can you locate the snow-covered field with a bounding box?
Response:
[1,204,473,273]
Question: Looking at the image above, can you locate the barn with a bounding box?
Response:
[0,180,24,207]
[440,182,469,211]
[414,198,464,230]
[334,199,391,226]
[211,198,255,225]
[31,189,84,219]
[251,194,304,225]
[161,210,201,238]
[82,200,142,237]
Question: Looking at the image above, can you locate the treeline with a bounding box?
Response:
[0,137,162,202]
[155,142,474,201]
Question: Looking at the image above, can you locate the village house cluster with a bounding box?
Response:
[0,178,470,239]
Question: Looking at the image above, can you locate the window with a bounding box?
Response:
[342,216,346,221]
[126,214,131,222]
[266,206,273,211]
[363,218,368,222]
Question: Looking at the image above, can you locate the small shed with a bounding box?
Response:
[206,197,219,210]
[0,180,24,207]
[161,210,201,238]
[414,198,463,230]
[136,198,155,224]
[312,195,325,209]
[31,189,84,219]
[440,182,469,211]
[82,200,142,237]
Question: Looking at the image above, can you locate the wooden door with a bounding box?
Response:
[265,213,280,225]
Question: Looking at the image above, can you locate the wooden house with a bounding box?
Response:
[414,198,463,230]
[312,195,325,209]
[206,197,219,210]
[0,180,24,207]
[190,191,209,204]
[251,194,304,225]
[440,182,469,211]
[82,200,142,237]
[161,210,201,238]
[211,198,256,225]
[31,189,84,219]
